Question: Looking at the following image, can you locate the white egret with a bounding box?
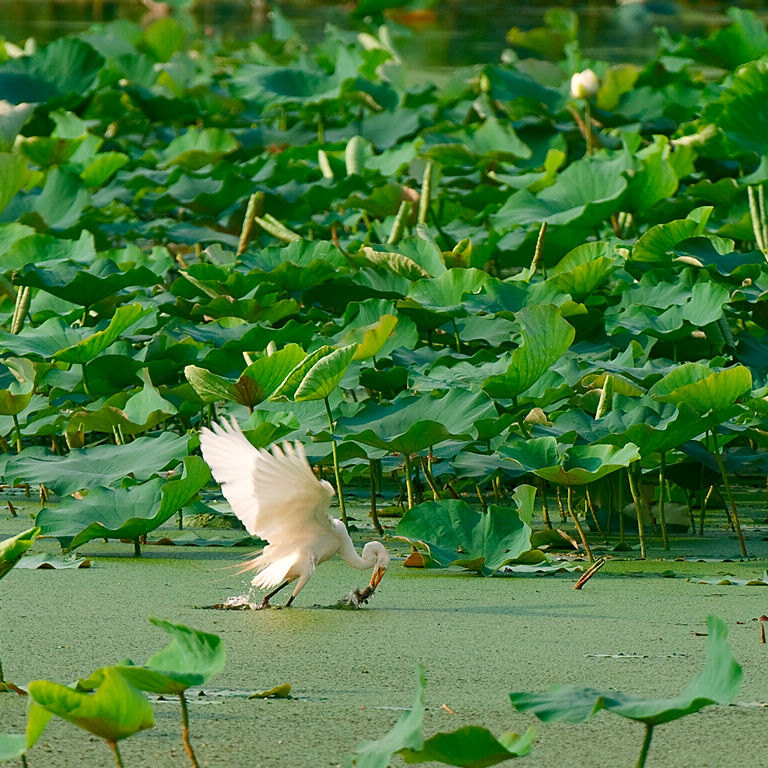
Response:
[199,417,390,608]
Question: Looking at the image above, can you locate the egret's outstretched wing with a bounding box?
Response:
[199,418,334,543]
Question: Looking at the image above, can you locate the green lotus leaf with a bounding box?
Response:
[631,207,712,262]
[605,268,730,339]
[0,733,27,762]
[114,618,225,695]
[482,305,575,399]
[0,358,35,416]
[344,315,399,360]
[29,166,90,230]
[483,64,563,110]
[406,268,489,314]
[36,455,210,550]
[187,344,307,409]
[549,242,618,299]
[13,259,157,306]
[54,303,151,364]
[0,37,104,104]
[294,344,357,401]
[1,431,189,496]
[336,389,498,454]
[626,136,679,215]
[79,151,129,187]
[0,102,34,152]
[0,153,30,216]
[695,8,768,68]
[501,437,640,485]
[509,615,741,725]
[143,16,185,62]
[231,63,340,108]
[649,363,752,413]
[491,154,628,230]
[348,665,426,768]
[0,527,40,581]
[396,486,542,575]
[555,400,713,457]
[69,373,177,435]
[28,667,153,742]
[158,127,239,170]
[349,665,534,768]
[401,725,536,766]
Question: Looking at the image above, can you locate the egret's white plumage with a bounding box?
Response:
[199,417,390,607]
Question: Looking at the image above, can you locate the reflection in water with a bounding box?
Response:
[0,1,761,66]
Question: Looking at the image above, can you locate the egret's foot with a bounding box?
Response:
[258,598,271,610]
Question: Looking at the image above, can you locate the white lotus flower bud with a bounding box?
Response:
[570,69,599,100]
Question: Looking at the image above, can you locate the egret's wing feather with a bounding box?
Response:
[199,418,334,544]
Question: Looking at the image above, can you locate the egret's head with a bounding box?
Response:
[362,541,390,591]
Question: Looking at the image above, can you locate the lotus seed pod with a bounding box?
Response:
[570,68,599,100]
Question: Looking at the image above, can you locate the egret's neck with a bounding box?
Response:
[334,522,371,570]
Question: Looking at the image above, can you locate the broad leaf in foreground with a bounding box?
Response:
[509,616,741,766]
[348,666,535,768]
[28,667,154,742]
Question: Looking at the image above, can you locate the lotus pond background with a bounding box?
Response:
[3,0,768,766]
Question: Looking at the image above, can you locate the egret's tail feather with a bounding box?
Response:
[247,552,297,590]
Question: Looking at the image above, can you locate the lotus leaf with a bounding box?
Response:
[13,259,157,306]
[349,666,535,768]
[396,486,543,575]
[1,431,190,495]
[509,615,741,726]
[28,667,154,742]
[0,733,26,763]
[113,618,225,695]
[0,527,40,580]
[482,305,574,399]
[336,389,497,454]
[649,363,752,413]
[501,437,640,485]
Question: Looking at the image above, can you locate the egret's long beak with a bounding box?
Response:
[369,566,386,591]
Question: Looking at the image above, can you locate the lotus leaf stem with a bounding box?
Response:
[710,430,747,557]
[11,414,21,454]
[636,724,654,768]
[626,465,647,559]
[566,487,594,563]
[403,453,415,509]
[369,460,383,534]
[107,739,125,768]
[419,456,440,501]
[179,692,200,768]
[324,396,347,528]
[658,452,670,550]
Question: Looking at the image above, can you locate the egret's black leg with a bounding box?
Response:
[285,593,296,607]
[260,580,291,608]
